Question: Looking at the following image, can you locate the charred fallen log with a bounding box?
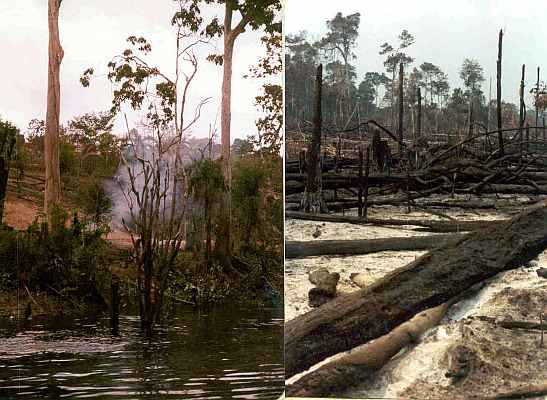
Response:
[285,211,501,233]
[286,283,486,397]
[286,234,463,258]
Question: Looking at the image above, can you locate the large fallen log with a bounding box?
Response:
[285,200,547,378]
[286,234,462,258]
[459,183,547,195]
[286,282,486,397]
[287,303,450,397]
[285,211,501,233]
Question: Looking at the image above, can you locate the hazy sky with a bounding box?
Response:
[0,1,276,141]
[286,0,547,106]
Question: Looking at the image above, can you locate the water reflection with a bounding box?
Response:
[0,305,283,399]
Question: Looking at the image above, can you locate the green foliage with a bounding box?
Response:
[186,158,225,260]
[460,58,485,91]
[319,12,361,64]
[83,35,177,130]
[168,254,232,304]
[231,154,282,258]
[187,158,225,202]
[232,138,254,157]
[59,137,77,175]
[0,119,18,161]
[252,83,282,153]
[0,215,109,304]
[77,178,112,225]
[380,29,415,72]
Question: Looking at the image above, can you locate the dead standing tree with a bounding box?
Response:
[497,29,504,156]
[397,61,404,154]
[81,1,209,336]
[301,64,328,213]
[119,129,187,338]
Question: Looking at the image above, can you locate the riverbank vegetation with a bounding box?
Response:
[0,0,282,338]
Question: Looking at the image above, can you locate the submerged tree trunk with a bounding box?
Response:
[285,200,547,377]
[45,0,63,222]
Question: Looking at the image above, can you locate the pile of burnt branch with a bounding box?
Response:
[286,130,547,215]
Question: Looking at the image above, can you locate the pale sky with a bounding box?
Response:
[0,1,277,141]
[286,0,547,106]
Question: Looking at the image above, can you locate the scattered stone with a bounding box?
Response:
[445,344,474,383]
[308,268,339,307]
[537,268,547,279]
[312,226,322,238]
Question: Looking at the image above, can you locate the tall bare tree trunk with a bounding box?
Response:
[536,67,540,141]
[496,29,504,156]
[45,0,63,222]
[397,62,404,154]
[300,64,327,213]
[417,87,422,140]
[519,64,525,157]
[221,12,234,189]
[218,2,248,262]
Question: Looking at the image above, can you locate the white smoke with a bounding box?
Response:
[104,126,221,231]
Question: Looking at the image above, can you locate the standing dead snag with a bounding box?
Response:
[519,64,525,157]
[417,87,422,142]
[120,130,188,338]
[536,67,540,141]
[398,61,404,154]
[357,147,363,217]
[285,200,547,378]
[301,64,327,213]
[363,146,370,218]
[45,0,63,222]
[496,29,504,156]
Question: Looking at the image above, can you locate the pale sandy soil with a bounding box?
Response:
[284,202,509,322]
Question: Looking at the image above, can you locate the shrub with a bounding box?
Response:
[0,214,109,305]
[77,178,112,225]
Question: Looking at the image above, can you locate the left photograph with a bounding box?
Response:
[0,1,283,399]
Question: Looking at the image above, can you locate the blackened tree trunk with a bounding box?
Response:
[417,87,422,141]
[398,62,404,154]
[301,64,327,213]
[536,67,540,141]
[497,29,504,155]
[519,64,525,156]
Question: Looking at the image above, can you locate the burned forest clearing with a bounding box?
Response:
[285,11,547,399]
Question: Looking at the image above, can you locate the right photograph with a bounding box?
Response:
[284,1,547,399]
